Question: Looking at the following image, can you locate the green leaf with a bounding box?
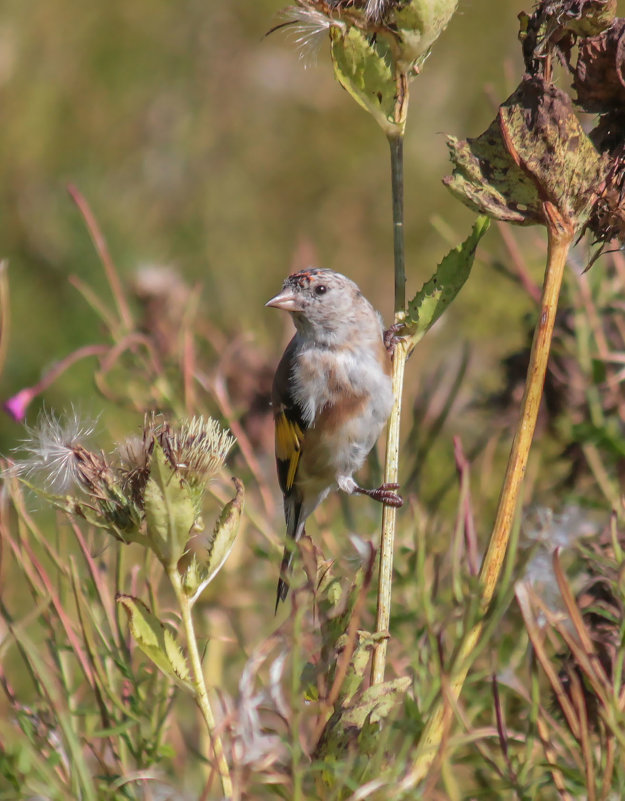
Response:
[342,676,411,729]
[181,477,244,600]
[330,24,402,137]
[334,630,388,707]
[205,477,244,582]
[319,567,368,664]
[315,676,411,760]
[143,441,196,569]
[391,0,458,72]
[406,216,489,341]
[15,478,143,544]
[117,594,192,688]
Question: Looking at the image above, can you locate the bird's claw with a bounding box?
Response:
[355,482,403,507]
[383,323,407,356]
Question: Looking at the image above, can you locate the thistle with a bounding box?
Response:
[274,0,458,135]
[10,410,238,570]
[7,409,242,797]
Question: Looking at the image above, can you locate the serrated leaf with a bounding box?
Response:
[181,553,207,598]
[143,441,196,568]
[406,216,489,340]
[320,567,368,662]
[330,25,402,136]
[182,477,244,602]
[117,594,192,688]
[315,676,410,760]
[205,477,244,582]
[300,661,319,702]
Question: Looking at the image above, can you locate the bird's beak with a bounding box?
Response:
[265,288,301,312]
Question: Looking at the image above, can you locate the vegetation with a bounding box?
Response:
[1,1,625,799]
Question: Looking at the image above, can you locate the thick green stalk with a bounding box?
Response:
[169,569,233,798]
[405,204,574,787]
[371,132,407,684]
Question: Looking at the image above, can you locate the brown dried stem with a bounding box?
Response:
[406,202,574,786]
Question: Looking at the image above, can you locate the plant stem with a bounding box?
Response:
[371,132,407,684]
[405,203,574,787]
[371,337,409,684]
[169,569,233,798]
[389,134,406,313]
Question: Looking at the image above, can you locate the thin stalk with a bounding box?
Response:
[371,338,408,684]
[405,203,574,786]
[371,131,407,684]
[0,261,9,380]
[67,184,134,332]
[389,134,406,312]
[169,568,233,798]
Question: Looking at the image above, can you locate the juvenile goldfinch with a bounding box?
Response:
[266,268,403,608]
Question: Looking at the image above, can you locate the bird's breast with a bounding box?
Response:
[292,344,391,425]
[291,343,394,485]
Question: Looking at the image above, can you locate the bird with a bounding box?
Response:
[266,267,403,609]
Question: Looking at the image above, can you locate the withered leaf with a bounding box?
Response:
[519,1,616,76]
[575,17,625,114]
[445,76,609,230]
[444,97,545,225]
[500,77,609,228]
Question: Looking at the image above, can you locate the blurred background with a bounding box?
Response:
[0,0,534,451]
[3,0,625,559]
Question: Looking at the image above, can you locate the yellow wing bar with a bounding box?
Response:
[275,412,304,491]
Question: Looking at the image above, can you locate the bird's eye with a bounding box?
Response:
[314,284,327,296]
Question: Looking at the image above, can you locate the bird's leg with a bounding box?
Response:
[353,482,403,507]
[383,322,406,355]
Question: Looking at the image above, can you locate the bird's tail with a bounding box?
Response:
[275,496,304,612]
[275,544,296,611]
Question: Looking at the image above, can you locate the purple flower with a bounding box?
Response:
[3,344,109,423]
[3,387,36,422]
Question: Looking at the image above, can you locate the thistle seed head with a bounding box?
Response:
[12,409,99,493]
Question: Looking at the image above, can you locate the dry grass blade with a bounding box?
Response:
[535,714,575,801]
[68,274,118,331]
[70,520,120,649]
[67,184,134,332]
[552,548,612,692]
[515,583,581,739]
[569,670,596,801]
[600,735,616,801]
[0,260,10,381]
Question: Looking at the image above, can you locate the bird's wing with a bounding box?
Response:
[272,338,307,498]
[272,339,309,608]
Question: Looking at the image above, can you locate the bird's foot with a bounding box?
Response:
[383,323,407,356]
[354,482,403,507]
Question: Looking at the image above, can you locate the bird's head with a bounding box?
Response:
[266,268,375,345]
